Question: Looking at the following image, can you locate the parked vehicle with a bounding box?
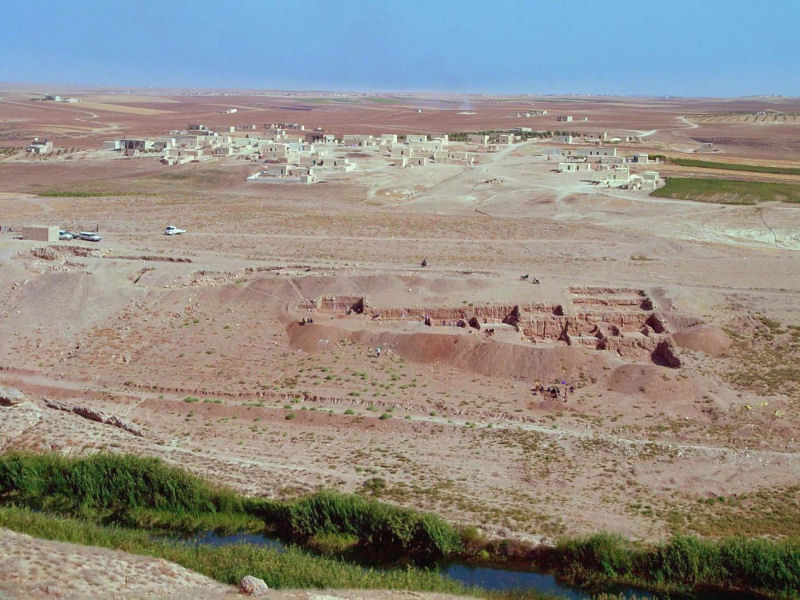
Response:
[58,230,73,240]
[164,225,186,235]
[77,231,102,242]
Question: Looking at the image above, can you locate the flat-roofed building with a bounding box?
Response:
[642,171,660,189]
[559,162,592,172]
[576,146,617,158]
[342,134,375,147]
[593,166,630,187]
[397,156,428,168]
[120,138,155,151]
[26,138,53,155]
[22,226,59,242]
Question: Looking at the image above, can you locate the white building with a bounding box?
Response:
[599,155,624,166]
[329,157,355,172]
[45,95,79,103]
[391,143,414,157]
[559,162,592,172]
[642,171,660,189]
[433,150,473,164]
[26,138,53,155]
[342,134,375,147]
[409,140,443,154]
[576,147,617,158]
[398,156,428,168]
[593,166,630,187]
[286,142,313,153]
[22,226,59,241]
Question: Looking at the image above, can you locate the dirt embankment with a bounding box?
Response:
[0,527,477,600]
[0,527,235,600]
[672,325,733,356]
[289,321,615,384]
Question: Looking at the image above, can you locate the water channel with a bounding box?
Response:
[185,531,756,600]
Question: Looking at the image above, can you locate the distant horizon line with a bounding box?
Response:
[0,81,796,101]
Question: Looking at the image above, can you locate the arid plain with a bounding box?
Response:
[1,88,799,553]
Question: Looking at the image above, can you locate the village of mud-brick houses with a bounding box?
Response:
[30,112,661,188]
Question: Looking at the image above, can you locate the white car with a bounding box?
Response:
[165,225,186,235]
[58,230,73,240]
[77,231,102,242]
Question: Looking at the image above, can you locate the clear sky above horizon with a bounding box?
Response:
[2,0,798,96]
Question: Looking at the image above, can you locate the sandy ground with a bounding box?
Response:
[0,92,799,561]
[2,88,800,159]
[0,527,235,599]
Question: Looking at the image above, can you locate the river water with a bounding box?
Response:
[184,531,655,599]
[183,531,765,600]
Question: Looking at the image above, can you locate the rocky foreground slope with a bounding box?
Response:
[0,528,474,600]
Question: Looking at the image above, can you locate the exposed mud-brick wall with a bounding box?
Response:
[601,335,662,362]
[317,296,366,311]
[295,290,680,367]
[569,335,601,349]
[519,316,568,341]
[568,311,657,334]
[369,304,523,322]
[572,297,650,309]
[518,303,564,316]
[373,307,472,321]
[569,286,646,296]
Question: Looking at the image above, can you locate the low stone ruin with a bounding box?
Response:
[304,288,681,367]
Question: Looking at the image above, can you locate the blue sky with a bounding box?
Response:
[1,0,798,96]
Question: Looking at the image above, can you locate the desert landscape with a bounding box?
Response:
[1,86,799,597]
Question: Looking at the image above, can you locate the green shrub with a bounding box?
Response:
[665,156,800,176]
[4,453,798,597]
[272,491,462,560]
[551,532,800,596]
[556,533,634,578]
[652,177,800,204]
[0,452,246,517]
[0,506,470,594]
